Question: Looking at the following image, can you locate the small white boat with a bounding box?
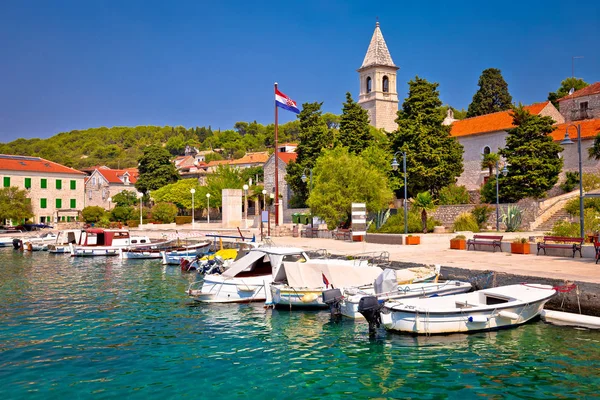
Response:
[359,284,556,335]
[160,241,212,264]
[333,269,473,319]
[48,229,85,254]
[0,236,16,247]
[541,309,600,330]
[70,228,150,257]
[20,232,58,251]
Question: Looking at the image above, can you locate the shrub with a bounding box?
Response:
[81,206,106,223]
[175,216,193,225]
[376,211,440,234]
[502,205,522,232]
[512,237,528,244]
[549,220,580,237]
[452,212,479,232]
[471,204,494,228]
[453,234,466,240]
[479,178,496,204]
[582,172,600,192]
[565,197,600,216]
[110,206,134,222]
[151,202,178,223]
[560,172,579,193]
[127,220,139,228]
[439,184,470,205]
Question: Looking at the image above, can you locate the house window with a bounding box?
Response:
[56,179,62,190]
[24,178,31,189]
[366,77,372,93]
[483,146,491,155]
[56,199,62,209]
[70,180,76,190]
[382,76,389,93]
[580,101,589,111]
[92,177,96,185]
[70,199,76,209]
[3,177,10,187]
[40,198,47,209]
[41,179,47,189]
[88,190,92,200]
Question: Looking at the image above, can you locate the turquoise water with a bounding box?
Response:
[1,249,599,399]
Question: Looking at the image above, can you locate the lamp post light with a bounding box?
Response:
[262,189,267,212]
[108,197,112,211]
[137,192,143,227]
[495,161,509,231]
[391,151,408,235]
[560,124,585,238]
[190,188,196,230]
[269,193,275,214]
[300,168,313,228]
[243,184,249,229]
[206,193,211,225]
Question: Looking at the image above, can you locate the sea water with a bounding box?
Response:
[0,249,599,399]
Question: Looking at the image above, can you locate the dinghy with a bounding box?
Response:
[541,309,600,330]
[358,283,556,335]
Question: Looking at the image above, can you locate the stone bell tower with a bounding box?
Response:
[357,22,399,133]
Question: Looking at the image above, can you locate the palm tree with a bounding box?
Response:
[481,152,500,177]
[588,133,600,160]
[411,191,438,233]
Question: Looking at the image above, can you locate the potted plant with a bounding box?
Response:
[450,234,467,250]
[511,237,530,254]
[405,234,420,245]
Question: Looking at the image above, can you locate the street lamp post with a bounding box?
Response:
[190,188,196,230]
[269,193,274,236]
[243,184,249,229]
[391,151,408,235]
[262,189,267,213]
[560,124,585,238]
[137,192,143,227]
[300,168,313,229]
[206,193,211,225]
[495,161,509,231]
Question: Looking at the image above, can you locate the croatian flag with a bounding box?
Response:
[275,88,300,114]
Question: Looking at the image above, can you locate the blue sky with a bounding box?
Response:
[1,0,599,141]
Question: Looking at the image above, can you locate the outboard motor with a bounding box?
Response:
[322,288,343,320]
[12,238,22,250]
[358,296,383,336]
[180,258,193,272]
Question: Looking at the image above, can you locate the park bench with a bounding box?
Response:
[300,227,319,238]
[537,236,584,258]
[467,235,503,252]
[333,228,352,241]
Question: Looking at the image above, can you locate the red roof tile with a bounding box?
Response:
[558,82,600,102]
[549,119,600,141]
[450,102,550,137]
[277,152,298,164]
[0,154,86,175]
[96,168,138,184]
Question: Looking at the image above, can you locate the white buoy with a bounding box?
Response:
[541,309,600,330]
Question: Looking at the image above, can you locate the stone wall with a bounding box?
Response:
[263,155,293,211]
[456,130,507,190]
[559,93,600,122]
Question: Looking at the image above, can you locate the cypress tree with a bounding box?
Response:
[338,92,372,154]
[467,68,513,117]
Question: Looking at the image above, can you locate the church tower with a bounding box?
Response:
[357,22,399,132]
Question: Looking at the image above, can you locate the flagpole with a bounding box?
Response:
[274,82,279,226]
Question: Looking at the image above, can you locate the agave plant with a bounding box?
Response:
[502,205,522,232]
[375,209,391,230]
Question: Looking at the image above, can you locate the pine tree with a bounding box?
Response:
[392,76,464,198]
[338,92,372,154]
[467,68,513,117]
[498,105,563,202]
[135,145,180,195]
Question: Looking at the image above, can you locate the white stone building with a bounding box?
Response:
[84,167,139,210]
[263,152,297,212]
[0,154,86,224]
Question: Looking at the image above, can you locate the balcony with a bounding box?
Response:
[570,108,593,121]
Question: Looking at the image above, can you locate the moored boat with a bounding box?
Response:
[361,283,556,335]
[48,229,85,254]
[69,229,150,257]
[159,240,212,264]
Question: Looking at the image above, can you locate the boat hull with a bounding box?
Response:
[70,245,120,257]
[161,244,211,265]
[189,275,270,303]
[270,286,328,309]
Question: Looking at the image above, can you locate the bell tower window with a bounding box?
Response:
[382,76,389,93]
[366,77,372,93]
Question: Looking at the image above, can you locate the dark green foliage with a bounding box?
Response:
[565,197,600,216]
[548,77,589,108]
[111,190,138,207]
[338,92,373,154]
[0,187,33,223]
[151,202,178,223]
[135,145,180,195]
[392,76,464,198]
[481,152,500,177]
[440,105,467,120]
[589,133,600,160]
[110,206,134,222]
[240,166,264,185]
[480,176,497,203]
[560,172,580,193]
[439,184,470,205]
[498,106,563,202]
[467,68,513,117]
[81,206,106,223]
[471,204,494,228]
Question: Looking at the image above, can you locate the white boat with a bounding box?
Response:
[333,269,473,319]
[69,228,150,257]
[47,229,85,254]
[362,284,556,335]
[19,232,58,251]
[0,235,16,247]
[119,238,202,260]
[160,240,213,264]
[269,260,383,309]
[541,309,600,330]
[188,247,313,303]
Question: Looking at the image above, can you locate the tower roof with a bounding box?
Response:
[359,22,398,71]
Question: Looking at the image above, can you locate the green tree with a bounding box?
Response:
[391,76,464,197]
[481,152,500,177]
[438,184,470,205]
[411,191,438,233]
[467,68,513,117]
[338,92,372,154]
[206,165,245,210]
[111,190,138,207]
[81,206,106,223]
[151,178,201,210]
[498,105,563,202]
[440,105,467,120]
[588,133,600,160]
[548,77,589,108]
[0,187,33,223]
[151,202,178,223]
[307,147,393,229]
[110,206,134,222]
[135,145,180,195]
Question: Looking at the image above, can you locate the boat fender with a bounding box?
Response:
[468,315,488,323]
[301,293,319,303]
[498,310,519,320]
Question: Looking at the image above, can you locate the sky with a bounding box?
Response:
[0,0,599,142]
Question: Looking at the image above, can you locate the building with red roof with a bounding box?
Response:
[84,166,139,210]
[0,154,86,224]
[557,82,600,123]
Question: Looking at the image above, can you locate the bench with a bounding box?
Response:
[300,227,319,238]
[467,235,503,252]
[333,229,352,241]
[537,236,584,258]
